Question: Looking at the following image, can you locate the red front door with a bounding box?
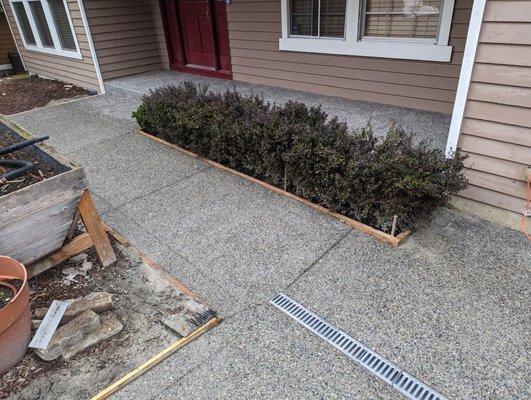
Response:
[162,0,231,78]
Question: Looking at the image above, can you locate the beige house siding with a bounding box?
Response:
[454,0,531,226]
[226,0,472,113]
[85,0,165,80]
[0,0,101,91]
[0,11,16,65]
[150,0,169,70]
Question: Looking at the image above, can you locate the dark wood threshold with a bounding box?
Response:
[170,64,232,80]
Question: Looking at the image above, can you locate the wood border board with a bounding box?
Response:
[137,130,412,246]
[90,317,221,400]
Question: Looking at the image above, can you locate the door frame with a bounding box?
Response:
[160,0,232,79]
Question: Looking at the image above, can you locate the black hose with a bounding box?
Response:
[0,160,35,182]
[0,136,50,156]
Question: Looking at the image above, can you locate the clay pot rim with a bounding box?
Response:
[0,256,28,312]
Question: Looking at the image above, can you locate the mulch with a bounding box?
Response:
[0,75,90,115]
[0,129,58,196]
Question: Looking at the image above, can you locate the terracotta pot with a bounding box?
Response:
[0,256,30,376]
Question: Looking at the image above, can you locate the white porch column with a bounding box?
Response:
[445,0,487,157]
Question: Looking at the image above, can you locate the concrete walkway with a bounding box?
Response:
[9,71,530,400]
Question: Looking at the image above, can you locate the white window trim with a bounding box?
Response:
[9,0,82,60]
[280,0,455,62]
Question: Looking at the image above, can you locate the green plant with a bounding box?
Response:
[133,83,467,233]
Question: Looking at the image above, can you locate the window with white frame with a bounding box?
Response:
[281,0,455,62]
[10,0,80,58]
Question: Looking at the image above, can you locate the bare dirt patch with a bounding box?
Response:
[0,238,210,399]
[0,76,91,115]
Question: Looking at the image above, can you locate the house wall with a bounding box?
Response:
[0,11,16,66]
[225,0,472,114]
[0,0,101,91]
[84,0,166,80]
[150,0,169,70]
[452,0,531,229]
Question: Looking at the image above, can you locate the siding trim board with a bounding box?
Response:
[446,0,486,157]
[448,0,531,228]
[77,0,105,93]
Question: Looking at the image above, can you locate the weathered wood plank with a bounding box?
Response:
[0,168,88,226]
[28,233,94,278]
[0,195,81,251]
[7,221,73,266]
[78,191,116,267]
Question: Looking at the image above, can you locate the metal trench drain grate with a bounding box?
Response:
[270,293,446,400]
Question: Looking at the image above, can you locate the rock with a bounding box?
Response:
[161,299,216,337]
[35,310,100,361]
[32,320,42,330]
[62,313,123,361]
[35,292,114,322]
[64,273,79,283]
[80,261,93,272]
[62,267,78,276]
[70,253,88,263]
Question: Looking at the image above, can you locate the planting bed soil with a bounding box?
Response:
[0,279,22,309]
[0,76,90,115]
[0,128,58,196]
[0,237,216,400]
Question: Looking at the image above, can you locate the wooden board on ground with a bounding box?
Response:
[91,317,220,400]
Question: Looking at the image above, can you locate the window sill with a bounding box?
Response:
[24,45,82,60]
[279,37,453,62]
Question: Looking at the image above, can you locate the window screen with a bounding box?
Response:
[13,2,36,45]
[29,0,54,47]
[290,0,346,38]
[364,0,441,39]
[49,0,76,50]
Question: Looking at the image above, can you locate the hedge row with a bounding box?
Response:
[133,83,467,233]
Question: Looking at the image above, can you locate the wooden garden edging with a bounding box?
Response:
[92,224,221,399]
[138,130,412,246]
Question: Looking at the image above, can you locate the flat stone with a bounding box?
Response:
[34,292,114,322]
[161,299,216,337]
[70,253,88,263]
[35,310,100,361]
[62,313,123,361]
[80,261,93,272]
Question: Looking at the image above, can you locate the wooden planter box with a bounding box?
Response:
[138,130,412,246]
[0,118,88,266]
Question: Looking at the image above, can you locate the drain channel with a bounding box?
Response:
[270,293,446,400]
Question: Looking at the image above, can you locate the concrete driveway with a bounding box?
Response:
[8,71,530,400]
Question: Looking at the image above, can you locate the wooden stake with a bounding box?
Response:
[91,317,221,400]
[390,215,398,237]
[78,190,116,267]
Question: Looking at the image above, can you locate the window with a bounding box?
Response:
[280,0,455,62]
[10,0,80,58]
[362,0,441,39]
[48,0,76,50]
[290,0,347,38]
